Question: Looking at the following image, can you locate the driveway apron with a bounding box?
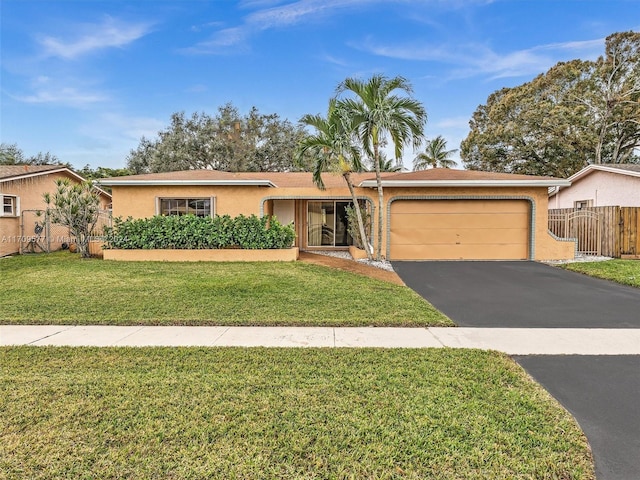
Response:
[515,355,640,480]
[393,260,640,480]
[392,261,640,328]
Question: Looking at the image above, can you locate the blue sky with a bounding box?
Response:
[1,0,638,170]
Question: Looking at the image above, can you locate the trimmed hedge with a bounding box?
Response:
[103,214,296,250]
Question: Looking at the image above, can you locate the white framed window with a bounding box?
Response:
[0,195,19,217]
[157,197,215,218]
[574,199,592,210]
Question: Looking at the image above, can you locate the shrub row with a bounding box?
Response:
[103,214,296,250]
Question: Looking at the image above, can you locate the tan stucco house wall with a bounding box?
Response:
[0,166,111,257]
[100,169,574,261]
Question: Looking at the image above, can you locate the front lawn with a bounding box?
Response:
[0,252,450,326]
[0,347,594,479]
[561,259,640,288]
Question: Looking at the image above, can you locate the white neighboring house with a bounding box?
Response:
[549,164,640,209]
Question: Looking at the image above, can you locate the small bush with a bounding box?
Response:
[104,214,295,250]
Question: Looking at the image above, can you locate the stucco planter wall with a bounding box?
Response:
[348,245,370,260]
[103,247,299,262]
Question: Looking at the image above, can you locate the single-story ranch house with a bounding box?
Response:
[98,168,575,261]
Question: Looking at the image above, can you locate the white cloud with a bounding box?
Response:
[433,116,470,129]
[8,75,109,107]
[356,36,606,80]
[186,84,209,93]
[98,113,166,141]
[12,87,108,106]
[38,16,152,60]
[319,52,351,67]
[65,113,166,169]
[181,27,249,54]
[244,0,493,30]
[185,0,396,54]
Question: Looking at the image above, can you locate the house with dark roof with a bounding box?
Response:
[549,164,640,209]
[98,168,575,261]
[0,165,112,257]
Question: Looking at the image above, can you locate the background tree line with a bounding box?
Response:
[461,31,640,177]
[126,103,312,174]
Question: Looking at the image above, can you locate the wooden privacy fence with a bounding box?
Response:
[549,206,640,258]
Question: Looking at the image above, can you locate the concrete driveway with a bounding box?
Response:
[392,261,640,328]
[393,260,640,480]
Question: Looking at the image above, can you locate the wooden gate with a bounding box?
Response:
[619,207,640,257]
[548,209,601,255]
[549,207,640,258]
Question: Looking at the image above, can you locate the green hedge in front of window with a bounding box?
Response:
[103,214,296,250]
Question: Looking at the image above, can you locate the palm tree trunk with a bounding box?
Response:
[373,135,384,261]
[344,172,373,260]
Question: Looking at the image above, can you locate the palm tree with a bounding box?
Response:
[297,99,373,260]
[336,74,426,260]
[374,151,403,172]
[413,135,458,170]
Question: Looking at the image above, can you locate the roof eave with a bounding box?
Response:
[0,167,71,183]
[0,167,112,199]
[96,179,277,187]
[358,180,572,188]
[568,164,640,183]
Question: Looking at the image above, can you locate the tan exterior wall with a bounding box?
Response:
[0,217,20,256]
[104,247,299,262]
[109,183,574,261]
[110,185,360,219]
[1,172,111,256]
[1,172,111,212]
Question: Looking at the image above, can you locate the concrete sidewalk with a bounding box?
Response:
[2,325,640,354]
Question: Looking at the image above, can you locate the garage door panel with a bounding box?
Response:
[392,200,528,214]
[390,228,528,245]
[389,199,529,260]
[391,212,528,229]
[390,243,528,261]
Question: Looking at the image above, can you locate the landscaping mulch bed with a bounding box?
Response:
[298,251,405,286]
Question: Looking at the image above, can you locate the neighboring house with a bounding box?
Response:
[98,168,574,261]
[0,165,112,257]
[549,164,640,209]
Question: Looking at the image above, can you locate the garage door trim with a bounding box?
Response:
[386,196,536,260]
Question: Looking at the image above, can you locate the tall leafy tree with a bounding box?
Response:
[413,135,458,170]
[297,99,373,260]
[336,75,426,260]
[0,143,66,166]
[126,103,311,174]
[461,61,595,177]
[461,32,640,177]
[581,31,640,164]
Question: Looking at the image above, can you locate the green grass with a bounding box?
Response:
[0,252,450,326]
[0,347,593,479]
[560,259,640,288]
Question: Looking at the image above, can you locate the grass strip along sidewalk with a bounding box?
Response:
[561,259,640,288]
[0,252,450,327]
[0,347,594,479]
